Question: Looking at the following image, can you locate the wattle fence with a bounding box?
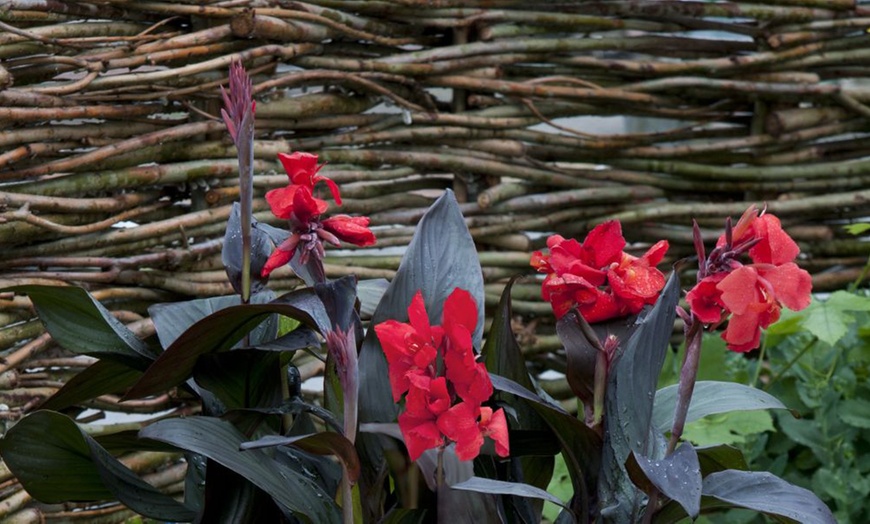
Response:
[0,1,869,520]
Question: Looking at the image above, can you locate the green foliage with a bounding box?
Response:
[682,411,774,448]
[542,455,571,522]
[0,191,844,523]
[768,291,870,346]
[842,223,870,236]
[704,289,870,524]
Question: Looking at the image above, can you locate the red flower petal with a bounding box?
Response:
[373,320,418,401]
[278,152,343,205]
[480,407,510,458]
[443,319,475,381]
[278,152,320,187]
[406,291,432,343]
[398,412,443,461]
[748,214,800,266]
[541,273,598,319]
[608,253,666,303]
[265,185,299,220]
[721,310,764,353]
[530,250,552,273]
[550,238,606,286]
[686,275,725,324]
[442,288,478,341]
[437,402,484,461]
[717,266,762,316]
[322,215,376,247]
[292,185,327,224]
[728,204,759,246]
[449,360,493,405]
[405,375,451,417]
[576,288,621,323]
[642,240,669,266]
[260,246,293,278]
[582,220,626,268]
[374,320,413,367]
[758,262,812,312]
[318,176,343,206]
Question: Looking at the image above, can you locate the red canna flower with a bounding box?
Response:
[441,288,493,404]
[687,206,812,352]
[397,374,453,460]
[374,291,443,401]
[608,240,669,312]
[278,152,342,205]
[265,154,332,221]
[720,209,800,267]
[531,222,669,323]
[261,152,375,278]
[374,288,509,462]
[437,402,510,461]
[686,273,727,325]
[322,215,376,247]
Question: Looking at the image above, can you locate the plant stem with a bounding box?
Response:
[592,349,608,427]
[340,471,354,524]
[667,317,703,455]
[750,337,769,388]
[436,446,445,490]
[764,336,817,391]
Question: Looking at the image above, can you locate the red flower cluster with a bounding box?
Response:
[374,289,509,462]
[261,152,376,277]
[686,206,812,352]
[531,221,669,322]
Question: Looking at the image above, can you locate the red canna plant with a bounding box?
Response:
[375,289,509,462]
[262,152,375,279]
[531,221,669,322]
[0,62,835,524]
[686,205,812,352]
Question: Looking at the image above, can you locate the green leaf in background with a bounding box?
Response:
[542,454,571,522]
[682,410,775,447]
[779,291,870,346]
[0,410,195,522]
[3,285,152,361]
[659,333,747,388]
[140,416,340,523]
[836,397,870,429]
[702,470,836,524]
[653,380,788,432]
[843,223,870,235]
[277,314,301,336]
[776,413,828,458]
[695,444,749,475]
